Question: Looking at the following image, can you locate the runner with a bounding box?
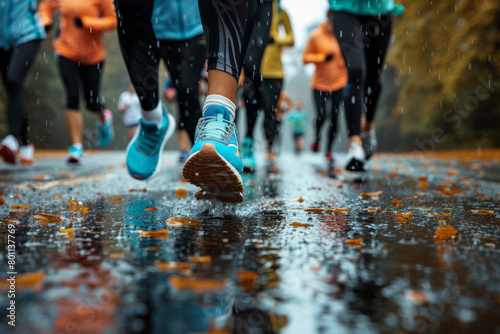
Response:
[39,0,117,164]
[117,84,141,140]
[302,13,347,178]
[285,100,308,155]
[329,0,404,171]
[0,0,46,165]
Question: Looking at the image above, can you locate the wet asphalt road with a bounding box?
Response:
[0,151,499,334]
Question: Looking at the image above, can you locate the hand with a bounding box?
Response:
[325,54,333,61]
[74,18,83,28]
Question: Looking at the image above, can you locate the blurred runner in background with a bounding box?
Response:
[329,0,404,172]
[285,100,308,155]
[117,84,141,140]
[39,0,117,164]
[0,0,46,165]
[302,12,347,178]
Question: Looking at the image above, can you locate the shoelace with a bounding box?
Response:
[137,126,161,153]
[195,115,235,143]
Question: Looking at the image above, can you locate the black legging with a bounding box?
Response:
[244,77,282,145]
[159,35,206,143]
[199,0,257,80]
[0,40,41,145]
[313,89,343,153]
[332,11,392,136]
[56,55,105,112]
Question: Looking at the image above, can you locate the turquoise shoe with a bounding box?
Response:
[182,105,244,203]
[67,144,83,164]
[97,109,114,147]
[241,137,256,172]
[126,105,176,180]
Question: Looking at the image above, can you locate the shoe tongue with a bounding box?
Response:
[203,105,231,121]
[140,119,159,131]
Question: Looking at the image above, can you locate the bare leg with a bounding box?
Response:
[207,70,237,103]
[126,126,137,140]
[65,110,83,145]
[177,130,190,151]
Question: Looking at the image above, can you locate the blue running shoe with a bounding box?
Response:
[241,137,256,172]
[67,144,83,164]
[97,109,114,147]
[182,105,244,203]
[126,105,176,180]
[178,150,189,162]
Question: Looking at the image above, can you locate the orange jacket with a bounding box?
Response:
[39,0,117,65]
[302,22,347,92]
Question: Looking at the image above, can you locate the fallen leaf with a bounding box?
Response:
[54,195,64,199]
[304,208,324,213]
[325,207,349,213]
[32,174,51,181]
[392,198,404,207]
[362,207,381,213]
[0,198,4,205]
[359,191,383,199]
[404,290,429,304]
[109,253,125,259]
[68,198,79,206]
[175,189,187,199]
[96,216,106,221]
[138,229,168,239]
[417,175,428,181]
[409,207,433,210]
[79,207,90,211]
[439,188,466,196]
[353,184,361,189]
[429,213,452,219]
[328,183,343,189]
[396,212,412,222]
[237,270,259,290]
[465,183,478,188]
[189,256,211,263]
[435,225,458,241]
[14,194,22,198]
[180,177,187,183]
[144,207,158,211]
[129,188,147,192]
[101,197,124,202]
[345,238,363,246]
[298,197,304,203]
[33,213,61,222]
[471,209,494,215]
[59,228,74,234]
[11,204,30,209]
[417,181,428,191]
[155,260,190,271]
[0,271,45,290]
[290,222,310,227]
[165,217,202,226]
[485,243,495,248]
[168,276,228,293]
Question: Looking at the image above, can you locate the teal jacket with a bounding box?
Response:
[152,0,203,41]
[0,0,46,51]
[329,0,404,16]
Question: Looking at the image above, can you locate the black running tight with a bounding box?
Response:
[313,89,343,154]
[199,0,257,80]
[0,40,41,145]
[56,55,105,112]
[332,11,392,136]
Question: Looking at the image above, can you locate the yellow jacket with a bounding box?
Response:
[260,2,294,79]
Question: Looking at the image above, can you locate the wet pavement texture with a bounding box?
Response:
[0,151,499,334]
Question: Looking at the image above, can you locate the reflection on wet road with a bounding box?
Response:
[1,151,499,333]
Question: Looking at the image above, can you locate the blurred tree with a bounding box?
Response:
[388,0,500,150]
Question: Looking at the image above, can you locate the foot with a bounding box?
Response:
[19,143,36,165]
[241,137,256,172]
[97,109,114,147]
[67,144,83,164]
[126,105,176,180]
[361,128,377,160]
[182,105,243,203]
[178,150,189,163]
[311,141,319,153]
[0,135,19,164]
[345,141,366,172]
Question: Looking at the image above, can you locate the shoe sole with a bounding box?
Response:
[0,146,16,164]
[126,113,176,181]
[182,143,243,203]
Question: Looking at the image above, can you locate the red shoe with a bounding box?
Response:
[326,152,334,164]
[0,135,19,164]
[311,142,319,153]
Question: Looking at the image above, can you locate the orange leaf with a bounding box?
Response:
[33,213,61,222]
[290,222,310,227]
[144,207,158,211]
[325,207,349,213]
[138,229,168,239]
[54,195,64,199]
[396,212,412,222]
[0,271,45,290]
[304,208,324,213]
[417,181,428,191]
[0,197,4,205]
[434,225,458,241]
[165,217,202,226]
[362,207,381,213]
[180,177,187,183]
[404,290,429,304]
[155,260,191,271]
[14,194,22,198]
[96,215,106,221]
[11,204,30,209]
[429,213,451,219]
[298,197,304,203]
[189,256,211,263]
[175,188,187,199]
[101,197,124,202]
[68,198,79,206]
[79,207,90,211]
[471,209,494,215]
[237,270,259,290]
[392,198,404,207]
[345,238,363,246]
[168,276,228,292]
[417,175,428,182]
[359,191,383,199]
[129,188,147,192]
[59,228,74,234]
[439,188,466,196]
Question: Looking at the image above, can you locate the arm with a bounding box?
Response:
[80,0,117,32]
[302,35,326,64]
[38,0,59,27]
[271,8,294,47]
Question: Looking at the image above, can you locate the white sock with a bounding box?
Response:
[203,95,236,121]
[141,102,163,127]
[73,143,83,150]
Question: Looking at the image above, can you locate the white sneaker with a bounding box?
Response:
[345,141,366,172]
[19,143,36,165]
[0,135,19,164]
[68,143,84,164]
[361,128,377,160]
